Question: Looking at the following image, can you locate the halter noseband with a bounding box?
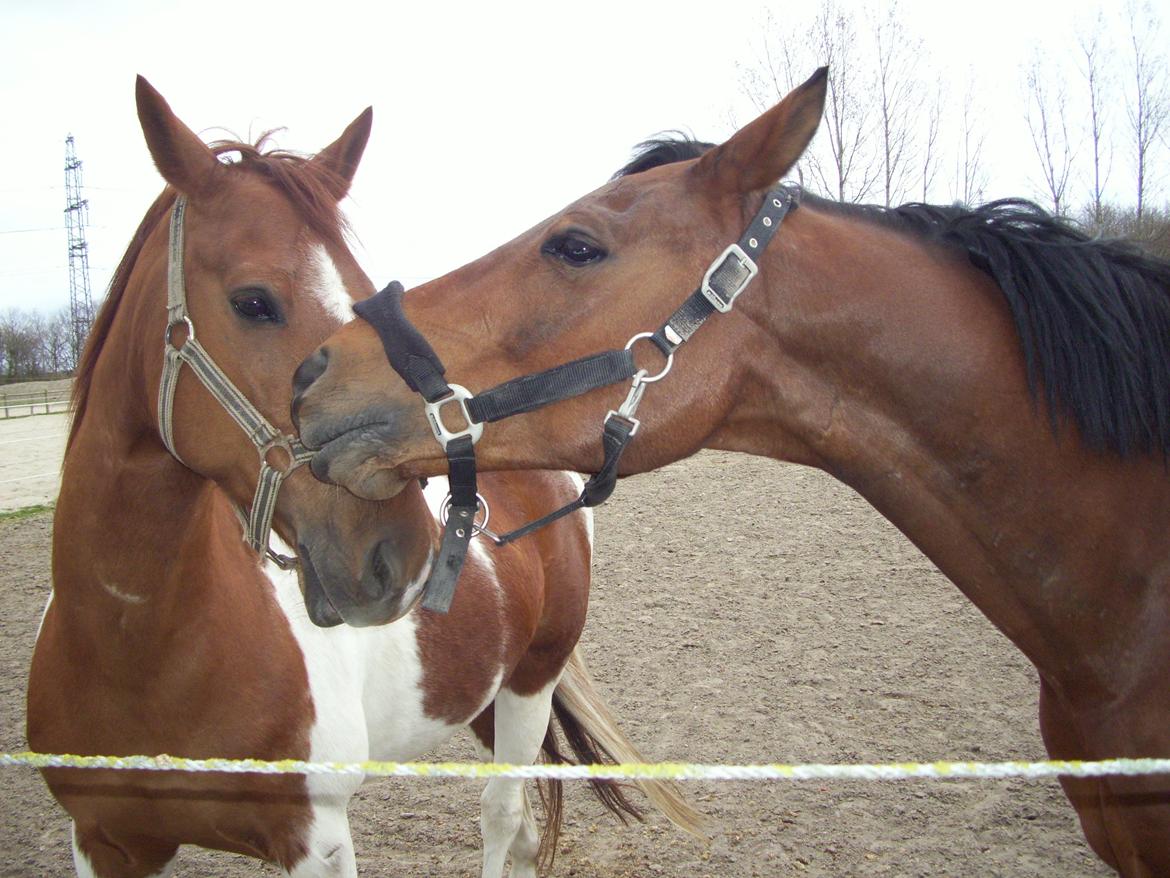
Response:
[354,184,798,613]
[159,195,314,569]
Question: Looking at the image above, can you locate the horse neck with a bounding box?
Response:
[53,285,242,639]
[723,206,1166,687]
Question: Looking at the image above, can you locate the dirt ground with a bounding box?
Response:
[0,451,1111,877]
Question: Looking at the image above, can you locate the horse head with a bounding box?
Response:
[90,78,437,626]
[290,70,829,499]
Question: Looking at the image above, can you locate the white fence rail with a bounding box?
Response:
[0,387,71,418]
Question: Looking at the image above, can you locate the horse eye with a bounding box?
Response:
[231,290,282,324]
[542,234,606,266]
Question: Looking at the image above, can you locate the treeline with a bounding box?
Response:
[741,1,1169,259]
[0,308,75,384]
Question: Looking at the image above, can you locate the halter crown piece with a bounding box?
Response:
[159,195,315,568]
[354,184,799,613]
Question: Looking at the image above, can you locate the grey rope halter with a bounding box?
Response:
[158,195,314,568]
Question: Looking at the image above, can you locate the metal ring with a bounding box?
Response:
[438,492,492,535]
[164,316,195,348]
[623,332,674,383]
[258,436,303,475]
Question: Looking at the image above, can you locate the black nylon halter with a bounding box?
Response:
[354,184,797,613]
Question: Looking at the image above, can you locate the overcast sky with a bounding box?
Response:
[2,0,1166,315]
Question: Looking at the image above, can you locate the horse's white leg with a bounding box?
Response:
[480,681,557,878]
[283,805,358,878]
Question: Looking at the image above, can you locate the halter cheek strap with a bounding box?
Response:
[159,195,314,568]
[353,184,799,613]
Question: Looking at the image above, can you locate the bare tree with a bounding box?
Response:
[871,4,925,206]
[1025,53,1075,215]
[954,78,987,206]
[919,82,944,203]
[810,2,881,202]
[1078,18,1112,225]
[1125,1,1169,220]
[740,1,887,202]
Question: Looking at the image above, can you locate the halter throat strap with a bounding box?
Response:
[159,195,314,567]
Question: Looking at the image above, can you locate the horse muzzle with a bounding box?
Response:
[292,344,432,500]
[297,534,430,627]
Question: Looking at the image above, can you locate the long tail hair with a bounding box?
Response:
[535,646,707,871]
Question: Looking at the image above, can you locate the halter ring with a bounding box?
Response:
[624,332,674,383]
[164,316,195,349]
[438,491,498,540]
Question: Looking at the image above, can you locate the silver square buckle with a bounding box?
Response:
[425,384,484,449]
[700,244,758,313]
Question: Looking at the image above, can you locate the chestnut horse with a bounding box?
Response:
[292,69,1170,876]
[27,78,698,878]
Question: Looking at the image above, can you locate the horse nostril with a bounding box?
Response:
[292,346,329,425]
[363,539,400,601]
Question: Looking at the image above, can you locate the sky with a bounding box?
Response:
[2,0,1167,316]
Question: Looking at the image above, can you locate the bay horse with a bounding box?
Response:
[26,77,699,878]
[291,68,1170,876]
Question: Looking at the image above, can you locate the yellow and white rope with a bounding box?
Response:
[5,751,1170,782]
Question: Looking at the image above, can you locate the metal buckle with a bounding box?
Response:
[700,243,758,313]
[424,384,484,449]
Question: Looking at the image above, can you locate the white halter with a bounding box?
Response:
[158,195,314,568]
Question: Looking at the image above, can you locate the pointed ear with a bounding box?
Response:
[694,66,828,195]
[135,75,220,196]
[311,107,373,200]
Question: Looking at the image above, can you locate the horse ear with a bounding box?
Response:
[694,66,828,195]
[311,107,374,200]
[135,75,219,197]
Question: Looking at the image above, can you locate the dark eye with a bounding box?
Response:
[231,290,282,324]
[542,234,606,266]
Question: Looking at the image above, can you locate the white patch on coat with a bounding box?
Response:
[307,245,355,325]
[263,534,473,875]
[100,579,147,605]
[36,591,53,641]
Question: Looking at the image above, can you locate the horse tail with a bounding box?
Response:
[535,645,707,869]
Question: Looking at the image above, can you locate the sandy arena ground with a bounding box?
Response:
[0,449,1111,876]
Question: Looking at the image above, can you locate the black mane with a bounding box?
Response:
[613,135,1170,457]
[807,193,1170,458]
[613,133,715,179]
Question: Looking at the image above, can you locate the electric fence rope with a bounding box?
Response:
[4,752,1170,782]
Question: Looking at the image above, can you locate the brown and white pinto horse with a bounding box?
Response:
[292,69,1170,876]
[27,78,698,878]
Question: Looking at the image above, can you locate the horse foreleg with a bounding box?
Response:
[71,823,177,878]
[282,805,358,878]
[1037,680,1122,871]
[480,683,556,878]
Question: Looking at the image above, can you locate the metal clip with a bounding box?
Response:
[605,370,648,436]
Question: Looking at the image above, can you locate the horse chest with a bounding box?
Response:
[264,552,492,762]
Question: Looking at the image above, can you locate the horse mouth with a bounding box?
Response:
[306,421,417,501]
[297,543,344,628]
[296,536,433,629]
